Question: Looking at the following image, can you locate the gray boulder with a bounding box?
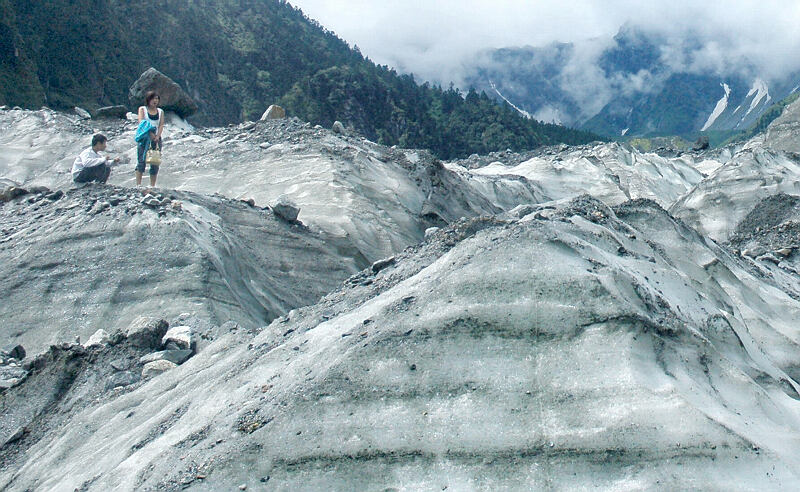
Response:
[83,329,110,349]
[126,317,169,349]
[74,107,91,120]
[332,121,346,134]
[93,105,128,119]
[2,344,25,361]
[692,135,710,151]
[129,68,198,118]
[0,186,28,203]
[161,325,193,350]
[260,105,286,120]
[269,194,300,222]
[142,360,177,379]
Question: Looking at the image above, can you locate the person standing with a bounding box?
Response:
[136,91,165,186]
[72,134,120,183]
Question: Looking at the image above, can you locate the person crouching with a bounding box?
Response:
[72,134,120,183]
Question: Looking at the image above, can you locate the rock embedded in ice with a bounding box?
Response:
[126,317,170,349]
[1,344,25,361]
[83,329,110,349]
[141,359,177,379]
[161,325,193,350]
[269,194,300,222]
[73,107,91,119]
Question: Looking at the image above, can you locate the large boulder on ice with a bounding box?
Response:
[128,68,198,118]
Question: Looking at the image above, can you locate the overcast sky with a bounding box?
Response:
[288,1,800,87]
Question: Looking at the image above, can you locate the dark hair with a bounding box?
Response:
[91,134,107,147]
[145,91,160,106]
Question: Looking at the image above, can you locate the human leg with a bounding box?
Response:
[149,138,161,186]
[74,165,109,183]
[136,139,148,185]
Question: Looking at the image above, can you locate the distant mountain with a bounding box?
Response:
[0,0,599,159]
[463,24,800,139]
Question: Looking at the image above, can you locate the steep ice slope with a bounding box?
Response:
[4,197,800,490]
[670,148,800,242]
[0,185,358,355]
[0,108,543,263]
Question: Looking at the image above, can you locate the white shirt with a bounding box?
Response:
[140,106,163,133]
[71,148,109,177]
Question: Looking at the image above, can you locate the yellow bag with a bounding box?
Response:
[145,149,162,166]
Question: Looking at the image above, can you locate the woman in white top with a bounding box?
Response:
[136,91,165,186]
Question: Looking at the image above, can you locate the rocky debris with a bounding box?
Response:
[142,359,178,378]
[260,105,286,120]
[269,194,300,222]
[162,325,193,351]
[73,107,91,119]
[92,105,128,119]
[84,329,110,348]
[127,317,170,349]
[692,135,710,151]
[332,121,346,134]
[424,227,440,239]
[764,96,800,153]
[129,67,199,118]
[0,185,28,203]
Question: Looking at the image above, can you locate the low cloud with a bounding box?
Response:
[290,0,800,86]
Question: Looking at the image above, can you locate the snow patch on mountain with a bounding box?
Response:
[489,81,532,119]
[701,83,731,131]
[746,78,772,116]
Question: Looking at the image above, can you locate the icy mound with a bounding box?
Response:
[670,148,800,241]
[454,142,715,208]
[5,197,800,490]
[0,108,542,263]
[0,184,358,355]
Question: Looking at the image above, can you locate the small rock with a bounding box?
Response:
[0,186,28,203]
[127,317,170,349]
[259,142,271,149]
[757,253,781,265]
[2,344,25,361]
[110,359,129,371]
[269,194,300,222]
[74,106,91,119]
[332,121,346,134]
[243,198,256,207]
[239,485,248,491]
[92,105,128,119]
[260,104,286,120]
[44,190,64,201]
[142,360,178,378]
[2,427,25,447]
[371,256,396,274]
[743,247,766,258]
[107,370,140,389]
[162,325,193,350]
[424,227,440,239]
[776,247,794,257]
[84,329,110,348]
[241,121,257,131]
[140,349,193,365]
